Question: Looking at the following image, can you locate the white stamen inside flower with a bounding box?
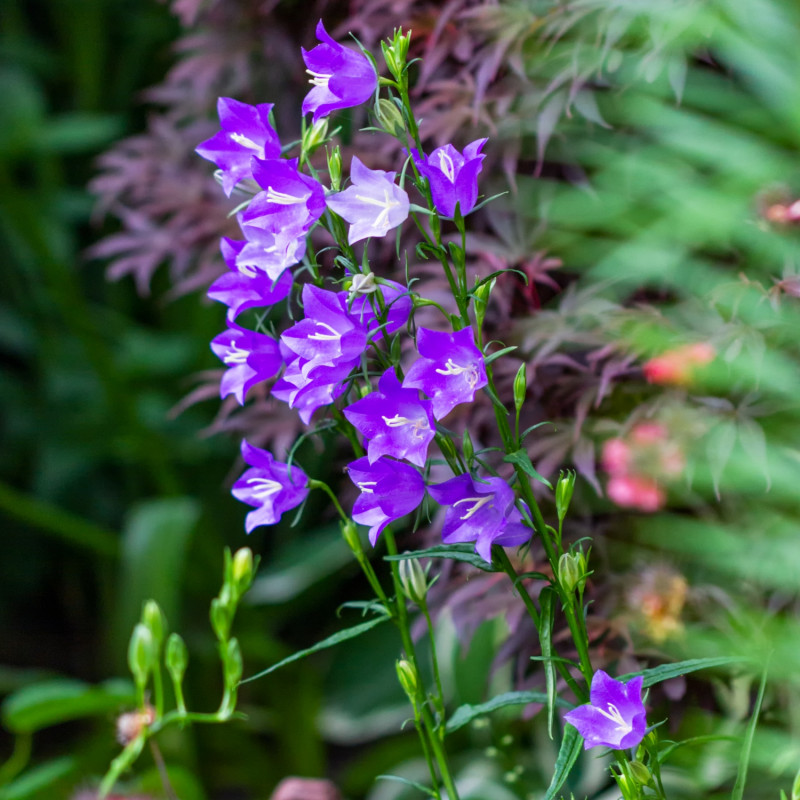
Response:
[381,414,429,439]
[223,342,249,364]
[437,150,456,182]
[266,188,305,205]
[353,188,402,229]
[308,321,341,341]
[306,69,331,88]
[435,358,479,388]
[357,481,377,494]
[596,703,633,735]
[229,132,262,151]
[453,495,493,520]
[246,477,283,499]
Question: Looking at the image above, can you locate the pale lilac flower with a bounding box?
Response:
[232,441,309,532]
[343,369,435,468]
[235,221,308,282]
[403,327,487,419]
[427,474,530,563]
[326,156,409,244]
[195,98,280,196]
[207,238,293,320]
[211,325,282,405]
[301,20,377,124]
[564,670,647,750]
[344,278,412,338]
[347,457,426,545]
[413,139,488,218]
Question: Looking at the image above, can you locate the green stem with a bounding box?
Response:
[421,600,446,724]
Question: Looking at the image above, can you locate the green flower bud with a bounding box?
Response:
[127,623,156,688]
[375,98,406,138]
[165,632,188,684]
[558,552,584,595]
[327,146,342,192]
[396,659,418,705]
[628,760,652,786]
[473,278,495,330]
[399,557,428,605]
[141,600,166,648]
[381,28,412,81]
[555,470,576,523]
[513,362,527,414]
[302,116,329,159]
[341,519,363,557]
[231,547,255,600]
[210,596,232,642]
[462,429,475,466]
[224,637,243,690]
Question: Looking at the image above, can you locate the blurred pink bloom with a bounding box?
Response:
[607,474,665,512]
[643,342,715,386]
[601,438,631,476]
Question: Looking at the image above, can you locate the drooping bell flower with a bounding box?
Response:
[343,369,435,468]
[563,670,647,751]
[347,456,426,545]
[207,238,293,321]
[211,324,283,405]
[413,139,487,218]
[427,473,530,563]
[195,98,281,196]
[343,278,412,338]
[234,221,308,282]
[326,156,409,244]
[232,441,309,532]
[403,327,487,419]
[301,20,377,124]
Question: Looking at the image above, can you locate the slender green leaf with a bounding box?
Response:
[484,345,518,365]
[0,757,76,800]
[504,450,554,489]
[544,724,583,800]
[446,690,572,733]
[539,587,557,739]
[376,775,436,797]
[385,544,495,572]
[732,662,769,800]
[657,734,739,763]
[619,656,743,688]
[240,615,391,684]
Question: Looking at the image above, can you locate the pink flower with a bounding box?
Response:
[607,474,665,512]
[643,343,715,386]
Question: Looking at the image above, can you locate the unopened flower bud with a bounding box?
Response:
[231,547,255,599]
[166,632,188,684]
[141,600,166,648]
[224,637,243,690]
[513,362,527,414]
[462,429,475,466]
[381,28,412,81]
[327,146,342,192]
[302,116,329,159]
[396,659,418,705]
[628,760,652,785]
[210,596,232,642]
[341,519,363,557]
[375,98,406,138]
[473,278,495,329]
[555,470,576,523]
[558,552,585,595]
[399,557,428,605]
[127,624,156,688]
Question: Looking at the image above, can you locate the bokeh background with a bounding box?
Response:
[3,1,800,798]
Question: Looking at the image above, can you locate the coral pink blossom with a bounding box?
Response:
[601,438,631,476]
[607,475,665,512]
[643,342,714,386]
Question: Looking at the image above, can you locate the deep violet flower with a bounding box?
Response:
[344,278,412,338]
[326,156,409,244]
[195,98,281,196]
[207,238,293,320]
[347,457,426,545]
[343,369,435,468]
[563,670,647,751]
[271,354,352,425]
[403,327,487,419]
[413,139,488,218]
[210,325,282,405]
[231,441,309,532]
[301,20,377,124]
[427,474,530,563]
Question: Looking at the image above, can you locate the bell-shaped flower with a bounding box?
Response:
[195,98,281,196]
[403,327,487,419]
[413,139,487,218]
[232,441,309,532]
[326,157,410,244]
[234,221,308,282]
[347,456,426,545]
[428,474,530,563]
[211,324,282,405]
[344,369,435,468]
[343,278,411,339]
[301,20,377,124]
[272,355,351,425]
[564,670,647,751]
[208,237,293,321]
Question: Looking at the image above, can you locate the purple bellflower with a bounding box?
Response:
[211,324,282,405]
[564,670,647,751]
[195,98,281,196]
[428,474,530,563]
[272,355,351,425]
[326,156,409,244]
[208,237,292,320]
[413,139,488,218]
[347,456,426,545]
[344,369,435,468]
[235,220,308,282]
[301,21,377,124]
[232,440,309,532]
[403,327,487,419]
[344,278,412,338]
